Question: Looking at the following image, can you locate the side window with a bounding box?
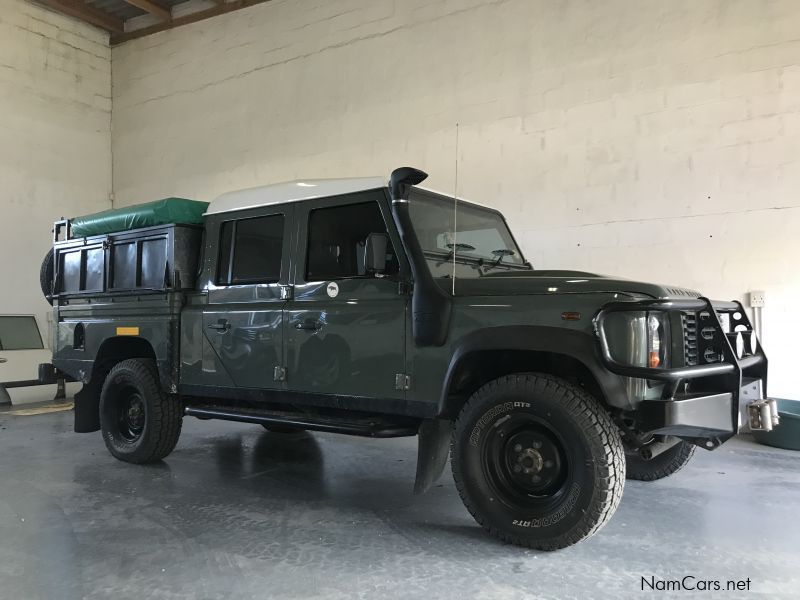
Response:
[217,214,284,285]
[306,201,399,281]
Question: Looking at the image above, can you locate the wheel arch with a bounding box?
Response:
[69,336,159,434]
[91,335,158,384]
[438,326,630,419]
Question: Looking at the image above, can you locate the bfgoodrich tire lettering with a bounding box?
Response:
[99,359,182,464]
[451,373,625,550]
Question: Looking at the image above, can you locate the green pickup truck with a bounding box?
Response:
[41,167,778,550]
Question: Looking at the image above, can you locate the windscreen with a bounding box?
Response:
[408,190,527,278]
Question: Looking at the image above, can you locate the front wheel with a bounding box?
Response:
[99,359,182,464]
[451,373,625,550]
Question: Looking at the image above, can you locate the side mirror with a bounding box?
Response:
[363,233,388,274]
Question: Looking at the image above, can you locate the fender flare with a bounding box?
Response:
[438,325,631,412]
[55,335,164,433]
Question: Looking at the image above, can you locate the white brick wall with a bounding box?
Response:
[110,0,800,398]
[0,0,111,340]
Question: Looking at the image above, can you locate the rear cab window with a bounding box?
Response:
[216,214,285,285]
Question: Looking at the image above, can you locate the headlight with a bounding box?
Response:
[602,309,671,404]
[604,310,670,369]
[647,312,669,369]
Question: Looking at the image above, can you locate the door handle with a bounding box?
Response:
[294,319,322,331]
[207,319,231,333]
[0,358,7,364]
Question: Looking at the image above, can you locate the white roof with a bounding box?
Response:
[205,175,492,216]
[206,177,386,215]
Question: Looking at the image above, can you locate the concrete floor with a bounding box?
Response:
[0,407,798,600]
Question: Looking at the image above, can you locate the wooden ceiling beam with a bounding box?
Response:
[111,0,272,44]
[35,0,125,33]
[122,0,172,22]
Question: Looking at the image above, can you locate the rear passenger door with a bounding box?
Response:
[285,191,408,402]
[201,206,293,390]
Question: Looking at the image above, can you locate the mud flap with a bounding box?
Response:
[414,418,452,495]
[74,383,101,433]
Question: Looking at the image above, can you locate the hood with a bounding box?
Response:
[449,270,701,300]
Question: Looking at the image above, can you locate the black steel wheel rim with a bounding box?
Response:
[481,413,572,512]
[117,387,145,442]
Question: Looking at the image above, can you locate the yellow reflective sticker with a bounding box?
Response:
[116,327,140,336]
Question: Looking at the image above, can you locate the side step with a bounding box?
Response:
[184,405,420,438]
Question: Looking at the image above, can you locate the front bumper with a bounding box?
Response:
[633,379,780,446]
[594,297,776,448]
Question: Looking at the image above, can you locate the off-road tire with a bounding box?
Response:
[99,359,182,464]
[625,440,695,481]
[451,373,625,550]
[40,248,54,301]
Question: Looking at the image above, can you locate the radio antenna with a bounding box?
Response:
[452,123,459,295]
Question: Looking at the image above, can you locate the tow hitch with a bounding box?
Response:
[747,399,780,432]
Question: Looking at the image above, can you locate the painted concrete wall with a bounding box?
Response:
[111,0,800,398]
[0,0,112,348]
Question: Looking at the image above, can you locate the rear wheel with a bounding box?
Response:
[99,359,182,463]
[451,373,625,550]
[626,440,695,481]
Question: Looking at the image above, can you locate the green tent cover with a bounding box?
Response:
[70,198,209,237]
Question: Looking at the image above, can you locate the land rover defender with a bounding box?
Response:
[40,167,779,550]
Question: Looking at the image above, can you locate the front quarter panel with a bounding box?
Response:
[408,291,634,414]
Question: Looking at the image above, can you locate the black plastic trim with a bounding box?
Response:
[185,406,419,438]
[389,167,428,201]
[439,326,631,411]
[389,168,452,347]
[180,384,439,418]
[414,419,452,494]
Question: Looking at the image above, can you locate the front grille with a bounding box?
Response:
[682,312,698,366]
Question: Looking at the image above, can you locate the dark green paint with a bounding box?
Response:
[51,185,701,418]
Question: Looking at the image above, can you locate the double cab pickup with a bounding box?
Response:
[41,167,778,550]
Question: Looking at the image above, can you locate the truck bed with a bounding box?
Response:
[50,223,202,392]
